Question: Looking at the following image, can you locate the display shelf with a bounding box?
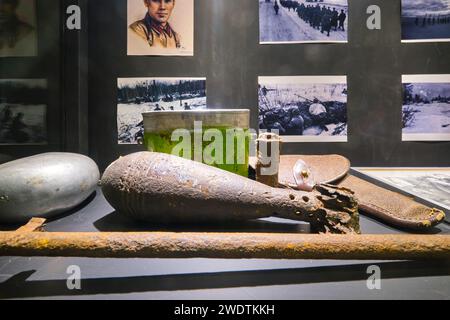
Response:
[0,186,448,300]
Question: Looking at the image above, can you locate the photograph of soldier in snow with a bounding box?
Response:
[402,74,450,141]
[117,78,206,144]
[402,0,450,42]
[259,76,348,142]
[260,0,348,43]
[0,79,47,145]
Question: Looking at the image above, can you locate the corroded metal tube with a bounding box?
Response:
[0,232,449,260]
[101,152,360,234]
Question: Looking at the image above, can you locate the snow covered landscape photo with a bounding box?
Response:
[402,0,450,42]
[0,79,47,145]
[117,78,206,144]
[258,76,347,142]
[402,75,450,141]
[259,0,348,43]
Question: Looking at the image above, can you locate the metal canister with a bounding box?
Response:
[0,153,100,224]
[142,109,250,176]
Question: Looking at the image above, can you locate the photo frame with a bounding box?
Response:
[402,74,450,141]
[117,77,207,144]
[259,0,348,44]
[258,75,348,142]
[0,0,38,57]
[127,0,194,56]
[401,0,450,43]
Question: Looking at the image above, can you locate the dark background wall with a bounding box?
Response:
[0,0,62,163]
[84,0,450,171]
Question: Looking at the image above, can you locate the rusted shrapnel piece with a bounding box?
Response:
[101,152,360,234]
[0,232,449,260]
[255,133,282,187]
[15,217,46,233]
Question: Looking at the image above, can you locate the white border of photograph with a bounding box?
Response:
[260,39,347,44]
[279,135,347,142]
[402,74,450,141]
[402,38,450,43]
[258,75,348,143]
[260,75,347,85]
[402,133,450,141]
[401,0,450,43]
[259,0,349,44]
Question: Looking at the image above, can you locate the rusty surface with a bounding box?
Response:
[0,231,449,260]
[255,133,282,188]
[15,217,46,233]
[101,152,360,234]
[263,154,446,230]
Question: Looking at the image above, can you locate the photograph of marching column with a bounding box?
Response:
[259,0,348,44]
[402,74,450,141]
[117,77,207,144]
[401,0,450,42]
[258,76,348,142]
[0,79,47,145]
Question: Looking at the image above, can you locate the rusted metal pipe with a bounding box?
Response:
[0,231,449,260]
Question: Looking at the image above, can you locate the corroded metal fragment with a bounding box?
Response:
[0,231,449,260]
[101,152,360,234]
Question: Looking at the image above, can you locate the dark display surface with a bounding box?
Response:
[0,187,449,299]
[87,0,450,171]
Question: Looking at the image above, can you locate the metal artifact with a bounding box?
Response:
[263,155,446,230]
[255,132,282,187]
[0,152,100,223]
[142,109,251,177]
[101,152,360,234]
[0,218,449,260]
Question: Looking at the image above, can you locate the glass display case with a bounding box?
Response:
[0,0,449,302]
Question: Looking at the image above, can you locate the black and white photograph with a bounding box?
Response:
[259,0,348,44]
[0,0,38,57]
[402,74,450,141]
[355,168,450,214]
[402,0,450,42]
[117,77,206,144]
[0,79,47,145]
[127,0,194,56]
[258,76,347,142]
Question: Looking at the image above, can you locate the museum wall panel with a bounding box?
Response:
[0,0,63,162]
[1,1,449,169]
[84,0,446,170]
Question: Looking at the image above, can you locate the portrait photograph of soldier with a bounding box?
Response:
[127,0,194,56]
[259,76,348,142]
[117,77,206,144]
[0,0,38,57]
[0,79,47,145]
[402,74,450,141]
[260,0,348,43]
[402,0,450,42]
